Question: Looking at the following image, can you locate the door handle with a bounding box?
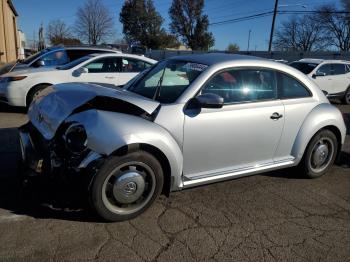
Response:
[270,112,283,120]
[105,76,116,79]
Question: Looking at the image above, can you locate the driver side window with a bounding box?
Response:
[201,68,277,104]
[316,64,331,76]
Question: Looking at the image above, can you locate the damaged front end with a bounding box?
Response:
[19,83,160,187]
[19,121,103,184]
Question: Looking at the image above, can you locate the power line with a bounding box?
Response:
[278,10,350,14]
[209,11,274,26]
[209,9,350,27]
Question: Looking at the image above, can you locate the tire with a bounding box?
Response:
[26,84,50,108]
[90,151,164,222]
[299,129,338,179]
[343,88,350,105]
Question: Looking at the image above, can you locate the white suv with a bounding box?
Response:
[290,59,350,104]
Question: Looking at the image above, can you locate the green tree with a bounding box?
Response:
[227,43,240,52]
[120,0,178,49]
[169,0,214,50]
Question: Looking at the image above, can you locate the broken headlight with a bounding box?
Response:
[64,123,88,154]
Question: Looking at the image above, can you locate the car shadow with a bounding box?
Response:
[0,104,26,113]
[0,128,99,222]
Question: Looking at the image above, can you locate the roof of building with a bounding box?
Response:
[7,0,18,17]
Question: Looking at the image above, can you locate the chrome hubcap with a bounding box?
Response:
[309,137,334,173]
[102,162,156,215]
[112,171,145,204]
[312,144,329,167]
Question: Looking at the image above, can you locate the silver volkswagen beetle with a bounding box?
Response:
[19,53,347,221]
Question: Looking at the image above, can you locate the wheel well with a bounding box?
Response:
[26,83,52,106]
[111,143,172,197]
[321,125,342,162]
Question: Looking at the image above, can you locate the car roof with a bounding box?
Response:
[169,53,264,66]
[298,58,350,64]
[86,52,157,63]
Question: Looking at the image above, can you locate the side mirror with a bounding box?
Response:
[322,90,329,96]
[73,67,88,77]
[312,71,326,79]
[195,93,224,109]
[34,60,45,67]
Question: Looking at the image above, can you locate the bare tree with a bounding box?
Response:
[46,19,72,45]
[317,5,350,51]
[274,15,326,51]
[75,0,115,45]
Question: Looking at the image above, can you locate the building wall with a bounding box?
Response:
[18,29,25,59]
[0,0,19,63]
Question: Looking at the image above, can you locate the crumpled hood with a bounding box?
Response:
[28,82,160,139]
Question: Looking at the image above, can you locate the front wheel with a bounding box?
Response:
[299,129,338,179]
[90,151,164,222]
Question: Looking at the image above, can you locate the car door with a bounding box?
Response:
[329,63,350,94]
[312,64,334,93]
[116,57,153,86]
[182,68,284,178]
[77,57,120,86]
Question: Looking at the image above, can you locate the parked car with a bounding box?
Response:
[0,45,122,75]
[0,53,156,107]
[19,53,346,221]
[289,58,350,104]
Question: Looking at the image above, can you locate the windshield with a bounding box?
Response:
[22,49,49,64]
[289,62,318,74]
[128,60,207,103]
[56,55,92,70]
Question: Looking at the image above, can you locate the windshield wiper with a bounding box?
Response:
[8,59,22,73]
[152,67,166,100]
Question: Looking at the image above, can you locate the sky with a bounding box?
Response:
[12,0,342,51]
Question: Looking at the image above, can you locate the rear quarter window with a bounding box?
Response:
[277,72,311,99]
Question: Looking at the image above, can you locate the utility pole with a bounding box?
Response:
[268,0,279,52]
[247,30,251,52]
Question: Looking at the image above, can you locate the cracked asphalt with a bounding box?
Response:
[0,104,349,262]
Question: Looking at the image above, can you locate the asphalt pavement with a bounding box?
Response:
[0,104,349,262]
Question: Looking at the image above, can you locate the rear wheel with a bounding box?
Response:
[343,89,350,105]
[299,129,338,178]
[90,151,164,222]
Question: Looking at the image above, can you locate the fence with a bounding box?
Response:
[146,50,350,62]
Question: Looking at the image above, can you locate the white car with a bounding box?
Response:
[290,59,350,104]
[0,53,156,107]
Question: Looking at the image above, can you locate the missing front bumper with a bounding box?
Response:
[19,128,44,174]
